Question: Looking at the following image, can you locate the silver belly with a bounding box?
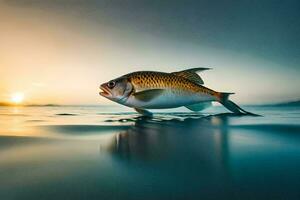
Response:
[123,90,216,109]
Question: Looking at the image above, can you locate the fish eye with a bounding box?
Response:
[107,81,116,89]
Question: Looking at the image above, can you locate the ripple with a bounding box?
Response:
[56,113,78,116]
[40,124,131,135]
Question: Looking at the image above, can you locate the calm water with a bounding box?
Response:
[0,105,300,200]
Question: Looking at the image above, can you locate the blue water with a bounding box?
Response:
[0,105,299,200]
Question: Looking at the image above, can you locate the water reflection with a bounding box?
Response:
[109,113,233,162]
[104,114,238,180]
[99,113,300,199]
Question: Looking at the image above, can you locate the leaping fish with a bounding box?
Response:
[99,68,253,116]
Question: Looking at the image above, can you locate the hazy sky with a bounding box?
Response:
[0,0,299,105]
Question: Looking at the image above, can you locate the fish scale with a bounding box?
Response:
[125,71,217,96]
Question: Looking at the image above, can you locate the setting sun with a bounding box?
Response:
[11,92,24,104]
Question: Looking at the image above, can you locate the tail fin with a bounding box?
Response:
[217,92,256,115]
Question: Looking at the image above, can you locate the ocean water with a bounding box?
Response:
[0,105,300,200]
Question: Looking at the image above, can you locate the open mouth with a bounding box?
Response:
[99,85,111,96]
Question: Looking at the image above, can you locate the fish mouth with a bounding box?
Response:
[99,84,111,97]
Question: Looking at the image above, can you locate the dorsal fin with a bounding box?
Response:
[171,67,211,85]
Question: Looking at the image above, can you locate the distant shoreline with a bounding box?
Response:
[0,103,110,107]
[260,100,300,107]
[0,100,299,107]
[0,102,61,107]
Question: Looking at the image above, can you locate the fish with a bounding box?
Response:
[99,68,253,116]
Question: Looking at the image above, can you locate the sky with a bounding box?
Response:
[0,0,299,105]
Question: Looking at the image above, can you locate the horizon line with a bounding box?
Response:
[1,100,299,107]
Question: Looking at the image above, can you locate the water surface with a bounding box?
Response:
[0,105,300,200]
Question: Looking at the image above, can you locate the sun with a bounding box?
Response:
[11,92,25,104]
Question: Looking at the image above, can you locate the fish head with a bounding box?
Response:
[99,77,133,103]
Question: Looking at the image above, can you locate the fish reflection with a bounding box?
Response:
[103,113,241,177]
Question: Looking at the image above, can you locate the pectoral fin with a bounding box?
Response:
[133,89,164,102]
[185,102,212,112]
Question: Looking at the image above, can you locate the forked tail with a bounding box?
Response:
[217,92,257,115]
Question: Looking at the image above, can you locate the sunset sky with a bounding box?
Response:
[0,0,299,105]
